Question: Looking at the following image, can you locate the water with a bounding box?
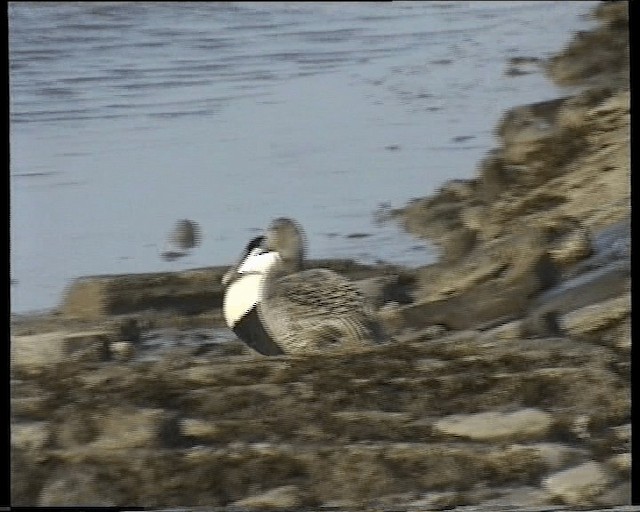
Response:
[9,1,594,315]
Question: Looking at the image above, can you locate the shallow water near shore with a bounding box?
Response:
[9,1,594,314]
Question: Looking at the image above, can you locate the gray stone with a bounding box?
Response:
[11,422,51,452]
[434,409,553,441]
[509,442,589,472]
[562,293,630,336]
[38,465,119,506]
[90,407,181,450]
[232,485,303,509]
[11,330,109,373]
[543,461,613,504]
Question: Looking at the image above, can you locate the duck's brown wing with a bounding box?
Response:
[258,268,383,354]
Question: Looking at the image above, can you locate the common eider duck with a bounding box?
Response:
[222,218,384,355]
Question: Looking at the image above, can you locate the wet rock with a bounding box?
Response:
[61,268,228,319]
[90,407,182,450]
[407,491,462,510]
[38,464,121,506]
[546,1,629,88]
[400,240,559,331]
[594,481,632,507]
[11,379,54,420]
[434,409,552,442]
[525,261,630,336]
[440,227,477,263]
[479,485,552,508]
[562,293,630,337]
[231,485,304,509]
[11,395,52,421]
[543,461,613,505]
[11,330,110,374]
[113,315,142,343]
[508,443,589,472]
[544,217,593,267]
[180,418,221,442]
[569,215,630,277]
[110,341,135,361]
[477,319,522,342]
[519,311,563,339]
[60,260,411,321]
[606,453,631,475]
[53,408,100,448]
[11,421,51,453]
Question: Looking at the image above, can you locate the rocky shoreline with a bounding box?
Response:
[10,2,631,509]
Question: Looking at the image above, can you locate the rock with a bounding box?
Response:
[11,396,51,421]
[90,407,182,450]
[478,319,522,342]
[11,330,109,374]
[545,1,629,88]
[524,262,630,338]
[577,216,630,275]
[543,461,613,505]
[434,409,553,442]
[232,485,303,509]
[594,481,632,507]
[180,418,221,441]
[519,311,563,339]
[113,316,142,343]
[544,217,593,267]
[408,491,460,510]
[610,423,631,446]
[61,268,228,319]
[11,332,65,373]
[60,260,407,320]
[110,341,135,361]
[562,293,630,337]
[11,422,51,452]
[479,485,553,507]
[11,380,54,420]
[38,465,120,506]
[440,227,477,262]
[606,453,631,474]
[507,443,589,472]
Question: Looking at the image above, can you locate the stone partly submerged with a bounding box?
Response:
[10,2,630,509]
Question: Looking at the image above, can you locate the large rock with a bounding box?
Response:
[89,407,182,450]
[38,464,121,506]
[60,267,228,319]
[11,421,51,452]
[434,409,553,442]
[543,461,613,505]
[60,260,412,320]
[11,330,109,374]
[231,485,304,510]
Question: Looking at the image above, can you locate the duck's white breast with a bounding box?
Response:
[223,250,280,328]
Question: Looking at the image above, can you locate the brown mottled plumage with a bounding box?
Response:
[257,218,384,354]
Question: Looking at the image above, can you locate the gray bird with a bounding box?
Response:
[170,219,201,251]
[222,218,384,355]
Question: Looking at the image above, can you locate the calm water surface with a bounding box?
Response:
[9,2,593,314]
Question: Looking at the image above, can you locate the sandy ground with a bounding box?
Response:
[10,2,631,509]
